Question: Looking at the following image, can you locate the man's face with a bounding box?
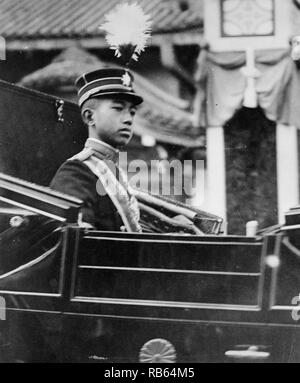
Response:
[89,97,137,148]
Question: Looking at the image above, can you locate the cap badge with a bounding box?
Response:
[122,72,132,87]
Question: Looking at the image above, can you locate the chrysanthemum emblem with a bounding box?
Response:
[139,338,177,363]
[122,72,132,87]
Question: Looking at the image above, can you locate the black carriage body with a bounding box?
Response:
[0,80,300,363]
[1,207,300,363]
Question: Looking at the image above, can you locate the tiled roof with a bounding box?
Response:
[0,0,203,40]
[19,47,204,147]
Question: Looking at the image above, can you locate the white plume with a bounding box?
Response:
[100,2,152,63]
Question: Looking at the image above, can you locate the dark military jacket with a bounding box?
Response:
[50,139,124,231]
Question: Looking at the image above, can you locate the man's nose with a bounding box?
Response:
[123,110,134,125]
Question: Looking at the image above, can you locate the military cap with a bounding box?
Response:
[75,68,143,108]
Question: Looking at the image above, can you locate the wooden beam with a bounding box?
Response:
[5,31,204,51]
[6,38,107,51]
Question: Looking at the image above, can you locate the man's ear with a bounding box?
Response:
[81,108,94,127]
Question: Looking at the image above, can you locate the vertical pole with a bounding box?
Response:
[241,47,260,108]
[206,125,227,231]
[276,123,299,223]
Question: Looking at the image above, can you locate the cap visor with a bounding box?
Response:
[91,91,143,105]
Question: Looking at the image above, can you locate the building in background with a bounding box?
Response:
[0,0,300,233]
[19,46,205,205]
[0,0,206,208]
[202,0,300,233]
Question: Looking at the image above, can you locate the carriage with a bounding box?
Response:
[0,80,300,363]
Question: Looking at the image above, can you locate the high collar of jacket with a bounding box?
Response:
[85,138,119,163]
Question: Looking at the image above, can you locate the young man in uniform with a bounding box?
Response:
[50,68,143,232]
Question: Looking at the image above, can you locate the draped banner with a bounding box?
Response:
[205,49,300,127]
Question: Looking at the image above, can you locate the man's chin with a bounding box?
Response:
[114,137,131,148]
